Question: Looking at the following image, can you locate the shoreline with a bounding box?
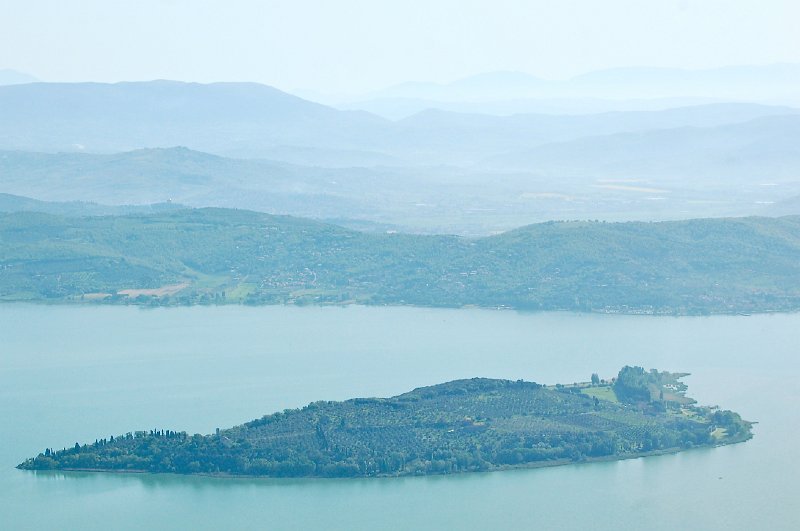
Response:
[21,436,752,481]
[1,297,797,318]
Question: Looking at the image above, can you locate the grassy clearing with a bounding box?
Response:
[581,386,619,403]
[711,427,728,440]
[678,408,710,423]
[226,283,257,301]
[117,282,189,297]
[185,271,227,290]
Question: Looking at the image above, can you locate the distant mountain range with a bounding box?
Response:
[336,64,800,118]
[397,104,800,165]
[2,139,798,236]
[0,80,389,162]
[770,194,800,216]
[0,193,184,217]
[2,78,799,233]
[481,114,800,183]
[336,96,729,120]
[0,148,385,216]
[1,80,797,167]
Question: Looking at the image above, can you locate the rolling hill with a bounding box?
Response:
[482,114,800,183]
[2,207,800,314]
[2,81,797,167]
[0,80,389,161]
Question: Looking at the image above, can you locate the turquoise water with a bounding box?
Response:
[1,305,798,530]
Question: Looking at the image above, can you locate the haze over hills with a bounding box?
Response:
[1,80,798,166]
[397,104,800,164]
[0,69,38,85]
[0,81,389,161]
[336,96,730,121]
[482,114,800,182]
[333,64,800,118]
[366,65,800,101]
[0,193,184,217]
[768,194,800,216]
[0,149,406,225]
[5,0,800,527]
[3,145,799,236]
[2,78,800,233]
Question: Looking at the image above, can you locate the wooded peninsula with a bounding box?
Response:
[18,366,752,478]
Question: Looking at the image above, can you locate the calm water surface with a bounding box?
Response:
[1,305,798,530]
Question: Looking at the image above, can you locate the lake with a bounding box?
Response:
[1,304,798,530]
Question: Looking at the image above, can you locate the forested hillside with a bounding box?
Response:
[2,208,800,314]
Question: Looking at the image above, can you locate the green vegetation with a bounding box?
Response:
[581,386,619,404]
[615,366,658,403]
[613,366,695,406]
[2,208,800,314]
[18,367,752,478]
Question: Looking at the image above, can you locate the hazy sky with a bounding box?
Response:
[2,0,799,94]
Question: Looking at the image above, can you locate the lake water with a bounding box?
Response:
[1,305,798,530]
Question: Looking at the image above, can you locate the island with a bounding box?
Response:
[18,366,752,478]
